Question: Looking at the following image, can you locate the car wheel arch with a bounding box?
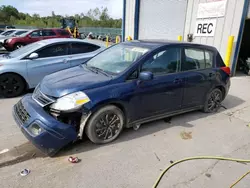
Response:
[78,100,128,139]
[215,85,226,100]
[91,100,127,119]
[83,99,128,126]
[0,72,29,89]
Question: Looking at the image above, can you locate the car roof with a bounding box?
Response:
[124,39,217,51]
[13,29,30,31]
[39,38,106,47]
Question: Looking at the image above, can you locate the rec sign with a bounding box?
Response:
[194,19,217,37]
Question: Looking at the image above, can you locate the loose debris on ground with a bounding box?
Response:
[180,131,192,140]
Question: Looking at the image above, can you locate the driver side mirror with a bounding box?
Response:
[28,53,39,60]
[138,71,154,81]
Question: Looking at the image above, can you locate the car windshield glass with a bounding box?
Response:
[9,42,44,58]
[19,31,31,37]
[14,31,28,36]
[86,44,149,74]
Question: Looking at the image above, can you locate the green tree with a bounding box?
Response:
[0,5,122,28]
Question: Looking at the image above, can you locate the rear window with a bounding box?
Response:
[57,29,70,36]
[182,48,214,71]
[43,30,56,36]
[216,52,226,67]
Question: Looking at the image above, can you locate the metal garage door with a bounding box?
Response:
[139,0,188,40]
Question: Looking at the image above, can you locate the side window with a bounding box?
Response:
[57,29,70,36]
[183,48,206,71]
[30,30,42,37]
[205,51,213,68]
[70,43,100,54]
[42,30,56,36]
[141,48,181,75]
[36,43,69,58]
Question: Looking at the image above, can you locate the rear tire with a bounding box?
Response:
[203,88,223,113]
[0,73,26,98]
[85,105,125,144]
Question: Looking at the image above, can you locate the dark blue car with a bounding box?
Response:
[12,40,231,156]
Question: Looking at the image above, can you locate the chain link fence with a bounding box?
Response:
[14,25,122,38]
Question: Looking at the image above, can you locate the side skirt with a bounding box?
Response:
[126,106,202,128]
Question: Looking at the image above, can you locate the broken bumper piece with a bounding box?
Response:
[12,94,78,156]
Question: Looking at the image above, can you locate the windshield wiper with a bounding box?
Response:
[86,65,111,77]
[2,53,11,58]
[83,64,97,73]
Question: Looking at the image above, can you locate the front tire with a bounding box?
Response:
[203,88,223,113]
[0,73,26,98]
[14,43,24,50]
[85,105,125,144]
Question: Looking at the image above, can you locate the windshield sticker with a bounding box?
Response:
[131,47,148,54]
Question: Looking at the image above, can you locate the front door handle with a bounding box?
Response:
[63,59,69,63]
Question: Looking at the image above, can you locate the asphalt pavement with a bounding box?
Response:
[1,75,250,188]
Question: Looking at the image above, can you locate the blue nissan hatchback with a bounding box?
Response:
[13,40,230,155]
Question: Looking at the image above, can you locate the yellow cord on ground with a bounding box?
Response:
[230,170,250,188]
[153,156,250,188]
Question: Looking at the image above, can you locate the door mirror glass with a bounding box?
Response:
[139,71,153,81]
[28,52,39,59]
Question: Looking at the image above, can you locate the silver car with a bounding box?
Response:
[0,38,106,97]
[0,30,30,50]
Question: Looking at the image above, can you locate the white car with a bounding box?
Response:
[0,29,30,50]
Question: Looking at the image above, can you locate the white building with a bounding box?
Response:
[122,0,250,75]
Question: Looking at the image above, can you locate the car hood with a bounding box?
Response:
[40,66,112,98]
[0,54,13,62]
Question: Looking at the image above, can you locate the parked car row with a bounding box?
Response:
[7,39,230,156]
[1,28,72,51]
[0,29,30,50]
[84,32,121,43]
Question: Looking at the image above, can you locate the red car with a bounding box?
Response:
[3,28,72,51]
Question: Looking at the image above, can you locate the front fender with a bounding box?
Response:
[0,62,30,88]
[83,84,133,123]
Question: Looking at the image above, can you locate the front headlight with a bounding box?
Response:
[50,91,90,112]
[7,39,12,43]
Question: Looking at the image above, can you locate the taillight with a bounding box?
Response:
[220,66,231,75]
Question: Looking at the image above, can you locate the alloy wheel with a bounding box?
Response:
[207,90,222,112]
[95,112,121,140]
[0,75,24,97]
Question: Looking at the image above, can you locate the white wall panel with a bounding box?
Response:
[125,0,135,39]
[184,0,245,67]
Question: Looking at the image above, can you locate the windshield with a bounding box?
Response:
[13,30,28,36]
[8,42,44,58]
[86,44,149,74]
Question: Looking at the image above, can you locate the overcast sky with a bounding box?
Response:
[0,0,123,18]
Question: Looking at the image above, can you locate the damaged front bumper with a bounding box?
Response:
[12,94,85,156]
